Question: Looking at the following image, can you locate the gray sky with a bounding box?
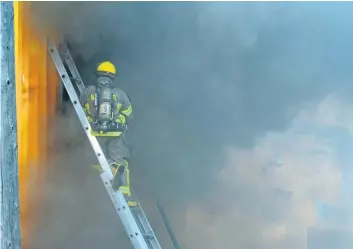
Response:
[31,2,353,249]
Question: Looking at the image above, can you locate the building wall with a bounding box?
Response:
[14,2,59,248]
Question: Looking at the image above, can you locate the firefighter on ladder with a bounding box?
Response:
[80,61,136,207]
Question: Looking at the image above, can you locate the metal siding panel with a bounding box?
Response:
[1,1,21,249]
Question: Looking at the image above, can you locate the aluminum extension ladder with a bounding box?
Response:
[48,40,162,249]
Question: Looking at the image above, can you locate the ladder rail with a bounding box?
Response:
[60,42,86,94]
[48,42,113,178]
[48,40,155,249]
[134,201,161,248]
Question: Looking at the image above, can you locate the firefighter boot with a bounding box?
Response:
[111,165,124,191]
[112,163,137,207]
[91,162,136,206]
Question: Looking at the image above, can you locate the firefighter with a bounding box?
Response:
[80,61,136,206]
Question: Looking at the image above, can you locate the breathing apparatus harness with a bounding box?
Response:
[91,75,128,134]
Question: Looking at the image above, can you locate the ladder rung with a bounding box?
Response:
[142,233,154,239]
[71,77,83,85]
[130,206,141,213]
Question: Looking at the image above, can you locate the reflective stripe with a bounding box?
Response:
[115,114,126,124]
[90,93,95,101]
[84,103,91,115]
[121,104,132,116]
[124,160,129,169]
[90,130,122,137]
[119,160,131,196]
[84,103,94,122]
[117,103,122,112]
[120,186,131,196]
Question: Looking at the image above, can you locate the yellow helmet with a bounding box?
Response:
[96,61,116,79]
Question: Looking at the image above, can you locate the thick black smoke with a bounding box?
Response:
[30,2,353,249]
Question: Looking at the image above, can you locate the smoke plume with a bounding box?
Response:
[29,2,353,249]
